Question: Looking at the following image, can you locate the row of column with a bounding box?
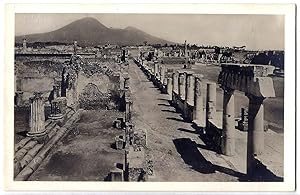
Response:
[171,71,204,117]
[136,58,267,175]
[170,70,265,157]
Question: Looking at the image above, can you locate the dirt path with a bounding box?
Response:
[128,60,239,182]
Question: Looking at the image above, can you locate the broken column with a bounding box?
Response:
[193,74,205,127]
[184,71,195,119]
[27,92,46,138]
[167,78,173,100]
[154,62,159,79]
[160,65,165,84]
[172,72,179,103]
[206,82,216,119]
[49,97,67,120]
[178,72,186,101]
[185,72,195,105]
[221,87,235,156]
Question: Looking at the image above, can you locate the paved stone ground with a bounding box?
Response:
[128,59,283,182]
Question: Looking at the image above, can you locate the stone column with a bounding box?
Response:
[193,76,205,127]
[154,63,159,79]
[247,95,265,174]
[172,72,179,94]
[221,87,235,156]
[167,78,173,100]
[185,73,195,105]
[206,82,216,119]
[27,92,46,138]
[178,73,186,100]
[160,65,165,83]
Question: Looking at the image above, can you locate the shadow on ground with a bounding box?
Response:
[173,138,283,182]
[157,103,171,107]
[161,109,177,113]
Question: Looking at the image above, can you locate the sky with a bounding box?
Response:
[15,13,284,50]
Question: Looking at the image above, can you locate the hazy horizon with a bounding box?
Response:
[15,13,284,50]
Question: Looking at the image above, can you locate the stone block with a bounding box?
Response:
[113,118,123,129]
[110,167,124,181]
[115,135,124,150]
[133,129,147,148]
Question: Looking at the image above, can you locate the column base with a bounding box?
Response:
[27,130,48,143]
[27,130,46,137]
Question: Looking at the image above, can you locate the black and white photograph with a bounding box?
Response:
[2,3,296,192]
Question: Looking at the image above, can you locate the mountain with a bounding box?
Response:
[15,17,174,46]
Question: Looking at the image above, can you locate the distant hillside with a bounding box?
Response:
[15,17,174,46]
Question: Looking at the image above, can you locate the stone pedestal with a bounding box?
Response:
[221,88,235,156]
[193,76,205,127]
[206,82,216,119]
[178,73,186,100]
[27,92,46,139]
[110,167,124,181]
